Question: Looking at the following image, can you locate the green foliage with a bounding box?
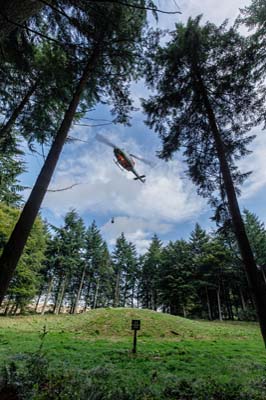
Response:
[0,137,25,206]
[143,17,262,221]
[159,240,195,316]
[163,378,266,400]
[39,0,150,126]
[239,0,266,74]
[0,0,152,188]
[84,221,113,309]
[2,205,264,321]
[2,355,266,400]
[243,209,266,266]
[0,203,47,310]
[51,209,86,312]
[112,233,138,307]
[138,234,162,310]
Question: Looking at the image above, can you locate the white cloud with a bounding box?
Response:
[42,130,205,225]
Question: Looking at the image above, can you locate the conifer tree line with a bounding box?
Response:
[1,0,266,342]
[1,205,266,321]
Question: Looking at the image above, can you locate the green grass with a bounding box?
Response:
[0,308,265,398]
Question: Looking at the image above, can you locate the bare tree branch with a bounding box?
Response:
[93,0,181,14]
[73,122,113,127]
[39,0,181,16]
[67,135,90,144]
[24,183,82,192]
[82,117,113,122]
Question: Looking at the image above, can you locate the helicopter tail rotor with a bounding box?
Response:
[134,174,146,183]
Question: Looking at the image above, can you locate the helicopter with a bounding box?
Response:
[96,134,153,183]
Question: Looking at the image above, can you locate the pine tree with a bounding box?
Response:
[94,242,113,308]
[138,234,162,310]
[143,17,266,345]
[38,234,57,315]
[112,233,138,307]
[0,40,79,147]
[244,209,266,267]
[51,210,85,314]
[189,224,213,319]
[196,238,232,321]
[0,203,47,314]
[83,221,108,310]
[216,225,256,320]
[239,0,266,75]
[190,224,210,256]
[158,240,194,316]
[0,1,149,304]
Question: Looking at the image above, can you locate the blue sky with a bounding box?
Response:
[20,0,266,253]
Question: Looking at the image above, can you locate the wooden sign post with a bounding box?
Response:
[131,319,141,354]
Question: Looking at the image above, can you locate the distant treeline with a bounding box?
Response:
[1,202,265,320]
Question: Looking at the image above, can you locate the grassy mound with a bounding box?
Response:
[0,309,265,399]
[0,307,261,340]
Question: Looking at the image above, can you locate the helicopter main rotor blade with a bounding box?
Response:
[95,133,117,149]
[130,153,154,167]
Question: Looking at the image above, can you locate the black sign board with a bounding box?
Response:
[131,319,141,331]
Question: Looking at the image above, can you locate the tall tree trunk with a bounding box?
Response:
[8,303,16,315]
[13,302,19,315]
[93,278,99,309]
[54,276,66,315]
[73,266,86,314]
[0,80,38,140]
[35,286,43,312]
[114,271,120,307]
[217,286,223,321]
[41,277,53,315]
[182,305,187,318]
[131,280,135,308]
[3,297,11,315]
[205,286,212,320]
[151,292,155,310]
[122,282,128,307]
[226,290,234,320]
[222,281,233,320]
[0,42,103,306]
[83,281,91,312]
[239,287,246,311]
[153,291,158,311]
[196,71,266,346]
[70,300,75,314]
[53,279,62,313]
[57,277,67,314]
[0,0,47,42]
[136,287,140,309]
[260,267,266,285]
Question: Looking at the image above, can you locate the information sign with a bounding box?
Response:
[131,320,141,330]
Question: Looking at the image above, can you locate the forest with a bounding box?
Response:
[1,0,266,398]
[1,203,266,322]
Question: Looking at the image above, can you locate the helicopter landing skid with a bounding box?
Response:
[113,159,125,172]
